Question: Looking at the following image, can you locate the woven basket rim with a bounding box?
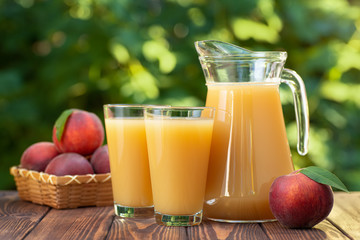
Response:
[10,166,111,186]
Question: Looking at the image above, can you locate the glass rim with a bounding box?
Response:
[145,106,215,111]
[103,104,168,109]
[198,51,287,62]
[206,81,281,86]
[198,55,287,63]
[195,40,288,62]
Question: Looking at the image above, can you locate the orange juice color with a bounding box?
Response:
[204,83,294,221]
[145,119,213,215]
[105,118,153,208]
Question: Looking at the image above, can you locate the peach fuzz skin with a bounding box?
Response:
[269,169,334,228]
[52,109,104,156]
[20,142,60,172]
[45,153,94,176]
[90,145,110,174]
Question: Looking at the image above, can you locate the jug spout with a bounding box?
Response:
[195,40,254,57]
[195,40,287,60]
[195,40,287,84]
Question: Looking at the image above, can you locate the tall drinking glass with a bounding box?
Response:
[104,104,154,217]
[145,107,215,226]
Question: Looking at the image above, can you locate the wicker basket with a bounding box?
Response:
[10,166,113,209]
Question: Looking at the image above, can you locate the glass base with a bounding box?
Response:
[155,210,203,226]
[206,217,277,223]
[114,203,154,218]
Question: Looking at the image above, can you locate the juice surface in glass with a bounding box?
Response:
[105,118,153,207]
[145,118,214,215]
[204,83,294,221]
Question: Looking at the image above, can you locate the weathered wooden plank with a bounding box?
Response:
[24,206,114,240]
[187,219,269,240]
[315,220,351,240]
[0,191,15,198]
[327,192,360,240]
[0,191,358,239]
[107,217,188,240]
[0,191,50,240]
[261,220,349,240]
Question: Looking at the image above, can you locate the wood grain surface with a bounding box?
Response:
[0,191,357,240]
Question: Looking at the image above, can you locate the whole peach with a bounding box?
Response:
[269,169,334,228]
[44,153,94,176]
[52,109,104,156]
[20,142,60,172]
[90,145,110,174]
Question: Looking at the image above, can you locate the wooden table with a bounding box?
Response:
[0,191,358,240]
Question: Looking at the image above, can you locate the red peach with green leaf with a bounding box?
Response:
[269,166,349,229]
[52,109,104,156]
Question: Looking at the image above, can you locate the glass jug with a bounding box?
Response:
[195,40,309,222]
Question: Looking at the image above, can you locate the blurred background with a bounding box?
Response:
[1,0,359,190]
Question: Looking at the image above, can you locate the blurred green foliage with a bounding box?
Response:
[1,0,359,190]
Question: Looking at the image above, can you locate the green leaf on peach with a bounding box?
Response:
[54,109,73,142]
[300,166,349,192]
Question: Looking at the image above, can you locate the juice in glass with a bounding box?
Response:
[204,83,294,221]
[104,105,153,217]
[145,107,215,226]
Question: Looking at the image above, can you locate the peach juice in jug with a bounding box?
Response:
[195,40,309,222]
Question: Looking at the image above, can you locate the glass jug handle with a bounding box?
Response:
[281,68,309,156]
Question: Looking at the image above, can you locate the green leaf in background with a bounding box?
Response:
[54,109,74,142]
[300,166,349,192]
